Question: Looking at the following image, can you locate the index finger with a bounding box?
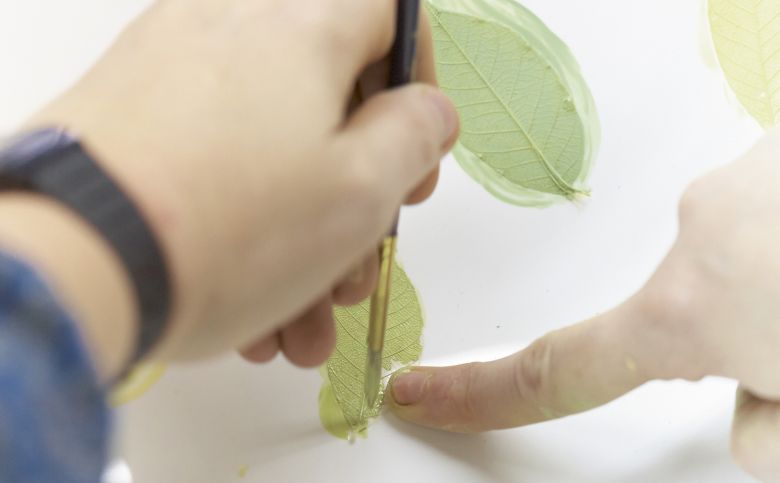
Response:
[387,294,688,432]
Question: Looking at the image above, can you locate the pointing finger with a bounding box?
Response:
[388,297,680,432]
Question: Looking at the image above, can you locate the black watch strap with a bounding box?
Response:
[0,128,171,366]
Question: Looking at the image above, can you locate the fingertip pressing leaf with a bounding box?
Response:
[318,262,424,440]
[427,0,599,207]
[709,0,780,128]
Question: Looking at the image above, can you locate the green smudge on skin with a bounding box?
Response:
[539,406,563,420]
[426,0,600,207]
[625,356,638,373]
[318,262,424,440]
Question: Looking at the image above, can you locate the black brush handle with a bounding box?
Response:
[388,0,420,88]
[386,0,420,236]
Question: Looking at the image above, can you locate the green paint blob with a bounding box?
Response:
[709,0,780,128]
[318,262,424,440]
[427,0,600,206]
[318,382,354,440]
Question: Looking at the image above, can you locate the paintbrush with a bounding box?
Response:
[364,0,421,410]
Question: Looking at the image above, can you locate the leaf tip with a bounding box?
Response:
[565,187,591,206]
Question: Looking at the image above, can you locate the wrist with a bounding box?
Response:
[0,193,136,381]
[27,101,205,360]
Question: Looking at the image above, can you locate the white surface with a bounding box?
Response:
[0,0,763,482]
[117,350,752,483]
[102,459,133,483]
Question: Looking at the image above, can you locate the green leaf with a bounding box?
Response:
[709,0,780,128]
[427,0,599,207]
[318,262,424,440]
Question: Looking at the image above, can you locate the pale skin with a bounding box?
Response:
[5,0,457,377]
[3,0,778,481]
[389,129,780,481]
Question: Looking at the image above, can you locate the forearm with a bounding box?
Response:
[0,192,136,381]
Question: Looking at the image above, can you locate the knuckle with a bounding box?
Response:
[636,260,712,381]
[512,337,554,404]
[338,151,387,221]
[642,268,697,330]
[399,91,442,161]
[460,363,483,424]
[293,3,344,49]
[343,157,380,197]
[305,0,395,58]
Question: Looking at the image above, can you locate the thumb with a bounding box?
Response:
[388,296,689,432]
[335,84,458,214]
[731,389,780,482]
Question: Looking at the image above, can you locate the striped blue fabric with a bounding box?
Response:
[0,251,108,483]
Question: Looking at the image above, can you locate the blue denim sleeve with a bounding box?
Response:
[0,251,109,483]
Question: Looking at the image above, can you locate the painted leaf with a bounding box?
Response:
[427,0,599,207]
[709,0,780,127]
[319,262,424,440]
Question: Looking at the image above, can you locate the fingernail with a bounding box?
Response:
[427,89,459,143]
[391,369,430,406]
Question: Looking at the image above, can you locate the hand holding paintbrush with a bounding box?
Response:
[235,3,450,369]
[364,0,423,409]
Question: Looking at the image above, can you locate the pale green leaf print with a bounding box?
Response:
[319,262,424,440]
[709,0,780,128]
[427,0,599,207]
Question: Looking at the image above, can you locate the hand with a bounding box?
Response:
[30,0,459,369]
[388,127,780,481]
[240,7,443,366]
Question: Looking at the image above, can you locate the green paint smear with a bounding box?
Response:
[318,262,424,440]
[427,0,600,207]
[709,0,780,128]
[318,381,361,440]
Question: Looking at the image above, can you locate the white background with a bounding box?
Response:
[0,0,765,481]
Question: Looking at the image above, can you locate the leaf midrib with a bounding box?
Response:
[429,6,577,194]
